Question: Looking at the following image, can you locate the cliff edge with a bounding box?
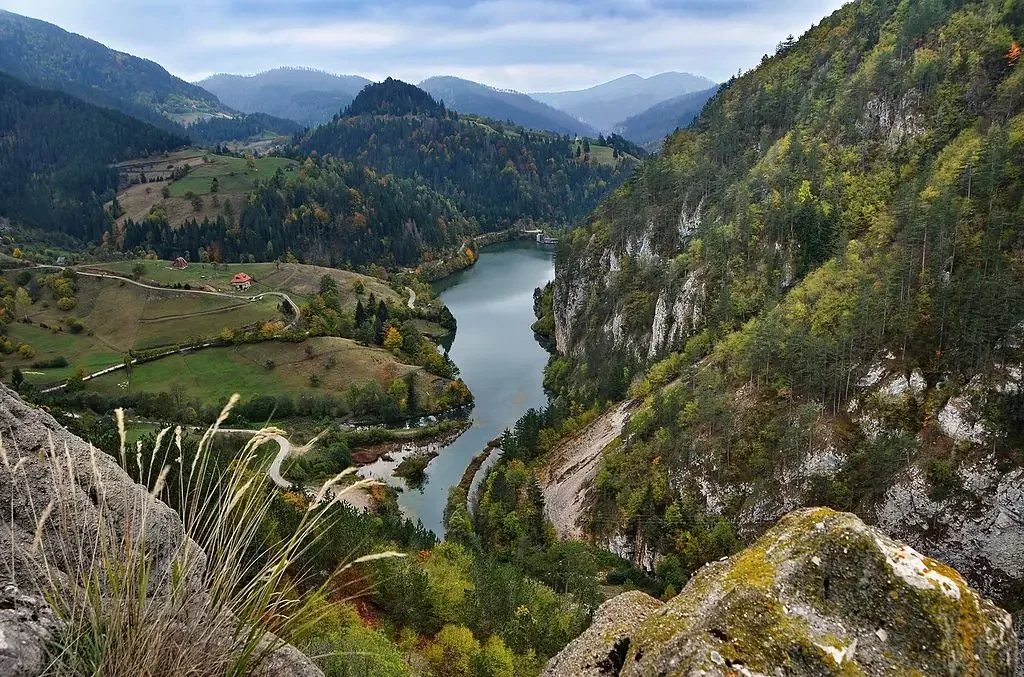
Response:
[544,508,1017,676]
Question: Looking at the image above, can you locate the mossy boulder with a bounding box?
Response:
[545,508,1016,676]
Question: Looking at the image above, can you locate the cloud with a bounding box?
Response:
[1,0,849,90]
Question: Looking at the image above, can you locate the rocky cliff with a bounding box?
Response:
[544,509,1017,676]
[545,0,1024,663]
[0,384,321,676]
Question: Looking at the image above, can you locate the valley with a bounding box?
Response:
[1,1,1023,676]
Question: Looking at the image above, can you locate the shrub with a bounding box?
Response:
[17,343,35,359]
[31,356,68,369]
[57,296,78,311]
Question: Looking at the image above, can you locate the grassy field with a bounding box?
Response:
[2,271,285,384]
[5,323,122,383]
[85,337,443,404]
[572,140,639,167]
[112,151,298,228]
[90,261,401,310]
[166,155,297,198]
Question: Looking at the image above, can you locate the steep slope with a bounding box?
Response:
[297,79,637,235]
[0,71,186,240]
[0,10,228,129]
[534,72,716,132]
[548,0,1024,637]
[419,76,596,136]
[613,86,718,148]
[199,69,371,127]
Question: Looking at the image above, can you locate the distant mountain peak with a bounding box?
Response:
[418,75,596,136]
[532,71,717,132]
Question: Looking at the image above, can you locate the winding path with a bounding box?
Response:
[406,286,416,310]
[73,268,302,329]
[266,433,298,489]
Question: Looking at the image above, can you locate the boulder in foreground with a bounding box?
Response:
[544,508,1017,676]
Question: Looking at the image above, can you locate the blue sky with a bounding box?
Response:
[3,0,848,90]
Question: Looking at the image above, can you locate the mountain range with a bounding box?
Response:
[532,72,717,132]
[0,9,717,144]
[613,85,719,148]
[418,76,597,137]
[118,78,641,273]
[198,68,372,128]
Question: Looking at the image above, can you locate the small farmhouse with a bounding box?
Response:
[171,257,189,270]
[231,272,252,291]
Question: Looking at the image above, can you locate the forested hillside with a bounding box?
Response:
[298,78,637,234]
[0,10,227,128]
[0,72,185,241]
[536,0,1024,624]
[186,112,302,146]
[121,155,474,267]
[614,85,718,147]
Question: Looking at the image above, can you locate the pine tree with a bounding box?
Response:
[355,299,366,327]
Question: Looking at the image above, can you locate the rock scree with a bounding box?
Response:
[0,384,322,676]
[543,508,1017,676]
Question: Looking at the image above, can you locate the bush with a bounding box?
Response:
[17,343,35,359]
[31,356,68,369]
[57,296,78,311]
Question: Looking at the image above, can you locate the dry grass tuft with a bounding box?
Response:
[4,394,403,676]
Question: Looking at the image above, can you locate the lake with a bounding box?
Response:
[362,241,554,536]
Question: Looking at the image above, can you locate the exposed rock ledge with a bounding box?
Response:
[543,508,1017,676]
[0,384,322,676]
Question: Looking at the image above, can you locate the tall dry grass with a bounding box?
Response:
[7,395,401,676]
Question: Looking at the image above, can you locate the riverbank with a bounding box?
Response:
[454,438,501,497]
[418,228,550,282]
[387,242,556,535]
[350,419,471,465]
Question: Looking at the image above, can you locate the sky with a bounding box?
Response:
[1,0,848,91]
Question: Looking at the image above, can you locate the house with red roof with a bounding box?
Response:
[231,272,252,291]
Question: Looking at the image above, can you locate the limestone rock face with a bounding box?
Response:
[0,385,322,676]
[0,587,60,677]
[0,383,202,595]
[544,509,1017,676]
[541,592,664,677]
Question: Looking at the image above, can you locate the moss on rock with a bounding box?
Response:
[544,508,1016,676]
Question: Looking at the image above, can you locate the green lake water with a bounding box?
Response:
[360,242,554,536]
